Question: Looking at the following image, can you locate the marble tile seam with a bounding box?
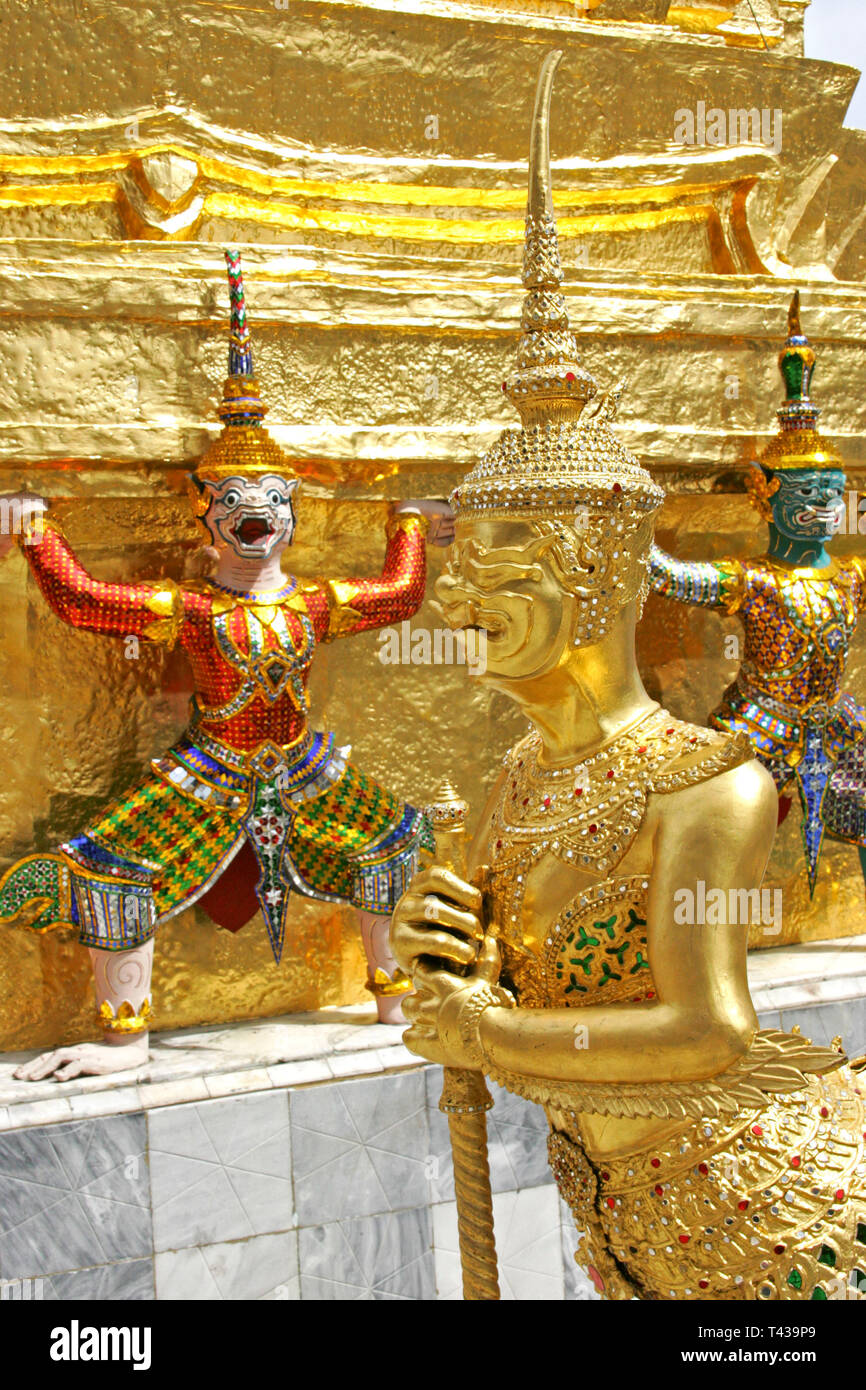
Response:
[0,1255,154,1286]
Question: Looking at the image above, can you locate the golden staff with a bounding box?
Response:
[424,780,500,1302]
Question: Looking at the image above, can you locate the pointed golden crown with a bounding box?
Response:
[451,51,663,523]
[758,290,842,474]
[192,250,300,508]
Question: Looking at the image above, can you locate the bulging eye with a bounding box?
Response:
[222,489,241,509]
[268,489,287,507]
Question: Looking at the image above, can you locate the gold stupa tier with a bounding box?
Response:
[1,0,866,1049]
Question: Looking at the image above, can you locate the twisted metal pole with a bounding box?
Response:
[425,782,500,1301]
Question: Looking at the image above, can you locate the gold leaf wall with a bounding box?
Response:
[1,0,865,1047]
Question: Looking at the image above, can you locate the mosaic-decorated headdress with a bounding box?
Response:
[747,292,843,517]
[759,291,842,474]
[450,51,664,643]
[191,250,300,508]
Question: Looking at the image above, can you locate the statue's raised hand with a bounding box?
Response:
[394,498,455,548]
[0,493,48,559]
[13,1038,149,1083]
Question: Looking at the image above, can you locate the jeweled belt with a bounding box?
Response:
[153,728,351,809]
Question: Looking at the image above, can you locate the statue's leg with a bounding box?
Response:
[357,909,409,1025]
[13,937,153,1081]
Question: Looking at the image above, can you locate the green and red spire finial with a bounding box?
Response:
[225,249,254,377]
[217,249,267,427]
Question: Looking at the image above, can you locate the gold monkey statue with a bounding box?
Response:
[391,52,866,1301]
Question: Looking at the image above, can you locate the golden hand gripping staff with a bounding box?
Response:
[416,782,514,1302]
[392,51,866,1301]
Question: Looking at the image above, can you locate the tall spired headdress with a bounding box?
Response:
[192,250,300,499]
[759,291,842,474]
[451,50,663,525]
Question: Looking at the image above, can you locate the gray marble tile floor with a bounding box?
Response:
[147,1090,293,1252]
[0,1113,150,1282]
[298,1207,436,1300]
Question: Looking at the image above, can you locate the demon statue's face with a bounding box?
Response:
[199,474,299,560]
[435,517,576,686]
[769,467,846,544]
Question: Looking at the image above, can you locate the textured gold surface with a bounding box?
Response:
[1,0,866,1048]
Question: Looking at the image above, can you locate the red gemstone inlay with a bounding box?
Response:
[613,482,622,493]
[606,1197,616,1210]
[835,1189,846,1202]
[606,770,614,780]
[574,787,583,798]
[543,796,551,809]
[589,823,598,833]
[698,1163,709,1176]
[820,1107,829,1118]
[650,1158,661,1168]
[666,727,674,735]
[601,1171,611,1181]
[698,1279,709,1289]
[774,1244,786,1255]
[654,1184,664,1197]
[738,1200,749,1211]
[751,1125,763,1137]
[637,746,647,754]
[790,1156,801,1168]
[566,371,576,382]
[678,1234,690,1245]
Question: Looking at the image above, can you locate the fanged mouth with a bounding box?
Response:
[233,516,274,546]
[794,508,839,528]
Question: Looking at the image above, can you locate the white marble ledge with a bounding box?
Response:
[2,938,865,1132]
[0,1004,423,1131]
[748,934,866,1014]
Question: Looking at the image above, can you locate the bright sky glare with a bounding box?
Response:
[803,0,866,129]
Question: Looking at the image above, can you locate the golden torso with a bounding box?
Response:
[471,706,751,1160]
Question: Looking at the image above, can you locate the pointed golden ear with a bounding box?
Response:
[745,461,779,521]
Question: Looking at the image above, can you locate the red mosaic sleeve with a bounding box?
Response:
[323,513,428,641]
[18,519,185,645]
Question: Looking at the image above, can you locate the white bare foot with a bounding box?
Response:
[12,1038,149,1082]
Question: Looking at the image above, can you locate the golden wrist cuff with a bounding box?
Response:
[386,510,430,541]
[449,982,515,1068]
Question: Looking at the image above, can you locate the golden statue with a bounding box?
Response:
[391,52,866,1302]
